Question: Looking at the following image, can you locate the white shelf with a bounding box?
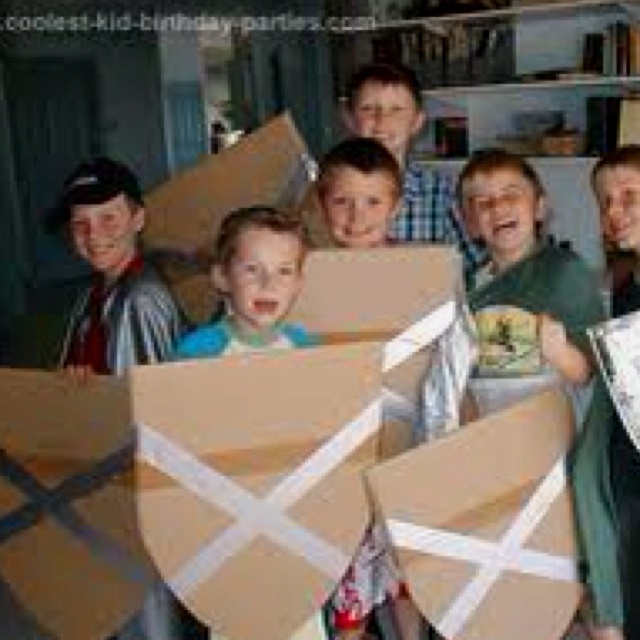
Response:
[341,0,640,34]
[415,155,598,165]
[422,75,640,97]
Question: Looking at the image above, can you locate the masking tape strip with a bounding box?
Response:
[138,399,382,595]
[388,521,576,583]
[382,300,456,373]
[388,457,572,638]
[0,443,153,586]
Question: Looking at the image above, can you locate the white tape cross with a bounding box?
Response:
[386,457,576,638]
[138,398,382,596]
[138,300,457,599]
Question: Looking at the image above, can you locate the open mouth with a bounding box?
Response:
[346,225,376,238]
[253,299,279,314]
[493,220,518,235]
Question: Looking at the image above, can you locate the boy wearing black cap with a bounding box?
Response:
[50,157,205,640]
[52,156,183,373]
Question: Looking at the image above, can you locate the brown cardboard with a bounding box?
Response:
[169,246,462,460]
[130,342,382,640]
[0,368,155,640]
[143,112,313,256]
[294,245,462,458]
[367,388,582,640]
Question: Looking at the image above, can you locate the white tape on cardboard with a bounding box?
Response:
[386,457,576,638]
[138,398,382,595]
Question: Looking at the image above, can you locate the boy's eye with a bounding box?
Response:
[471,189,525,212]
[240,263,260,275]
[70,219,89,233]
[622,189,640,207]
[366,196,382,207]
[278,265,296,277]
[100,213,117,226]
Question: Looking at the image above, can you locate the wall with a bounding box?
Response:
[0,55,27,329]
[7,30,167,189]
[158,30,208,171]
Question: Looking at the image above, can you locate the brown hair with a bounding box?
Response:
[345,61,422,110]
[456,147,545,204]
[214,206,308,268]
[592,144,640,186]
[317,137,403,200]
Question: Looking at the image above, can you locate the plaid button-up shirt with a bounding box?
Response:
[389,162,487,275]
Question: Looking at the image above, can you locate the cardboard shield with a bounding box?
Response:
[131,342,383,640]
[143,112,315,256]
[367,389,582,640]
[0,368,155,639]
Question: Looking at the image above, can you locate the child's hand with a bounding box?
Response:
[61,365,96,384]
[538,313,591,385]
[538,313,569,367]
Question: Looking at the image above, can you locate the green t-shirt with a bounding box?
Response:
[469,243,606,356]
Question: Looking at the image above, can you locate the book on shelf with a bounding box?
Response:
[618,97,640,146]
[586,95,622,156]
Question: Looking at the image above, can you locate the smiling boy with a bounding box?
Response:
[175,206,316,358]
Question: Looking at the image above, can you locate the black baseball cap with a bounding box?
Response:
[47,156,144,232]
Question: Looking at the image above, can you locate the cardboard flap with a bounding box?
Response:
[130,343,383,640]
[0,369,130,462]
[143,113,311,255]
[293,245,460,337]
[0,368,152,640]
[367,389,581,640]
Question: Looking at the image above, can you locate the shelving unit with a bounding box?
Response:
[421,74,640,97]
[348,0,638,32]
[330,0,640,269]
[333,0,640,156]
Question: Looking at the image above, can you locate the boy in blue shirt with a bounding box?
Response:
[175,206,316,359]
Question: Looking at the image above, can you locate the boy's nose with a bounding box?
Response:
[257,269,279,289]
[603,199,624,224]
[347,201,368,227]
[83,219,101,237]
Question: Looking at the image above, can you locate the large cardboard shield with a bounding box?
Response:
[131,342,383,640]
[367,389,582,640]
[0,369,155,639]
[143,112,315,257]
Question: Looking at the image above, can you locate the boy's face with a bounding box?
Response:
[321,167,399,249]
[345,81,425,162]
[593,165,640,253]
[214,225,304,333]
[69,193,144,281]
[462,168,544,269]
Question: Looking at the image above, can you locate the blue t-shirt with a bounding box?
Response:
[174,317,318,359]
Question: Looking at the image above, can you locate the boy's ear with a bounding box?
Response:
[132,206,146,233]
[535,195,547,222]
[341,103,358,134]
[410,109,426,137]
[211,264,230,293]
